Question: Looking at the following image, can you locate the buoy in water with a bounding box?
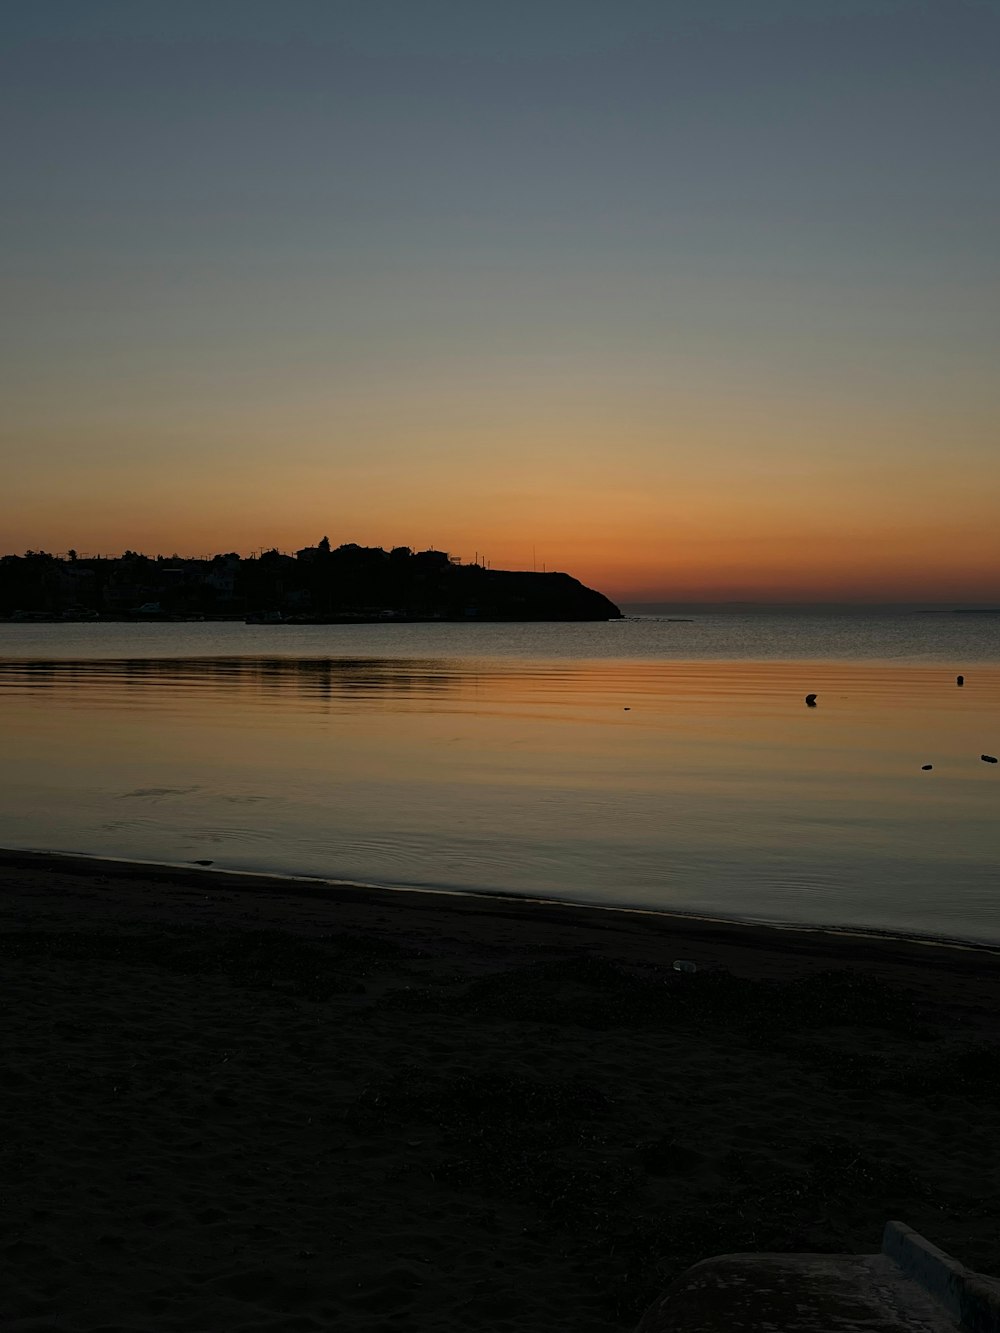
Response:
[957,675,965,686]
[805,693,817,706]
[921,764,933,771]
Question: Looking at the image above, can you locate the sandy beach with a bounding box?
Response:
[4,850,999,1332]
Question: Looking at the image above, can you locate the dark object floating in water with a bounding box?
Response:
[921,765,933,771]
[957,675,964,686]
[192,859,214,866]
[805,693,817,706]
[666,618,694,622]
[982,755,998,764]
[623,706,631,711]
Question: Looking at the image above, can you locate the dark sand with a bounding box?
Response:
[3,849,999,1332]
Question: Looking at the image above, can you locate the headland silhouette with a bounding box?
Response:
[0,540,622,623]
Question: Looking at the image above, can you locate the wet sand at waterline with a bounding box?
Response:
[4,850,1000,1331]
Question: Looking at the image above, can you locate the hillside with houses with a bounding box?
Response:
[0,541,622,623]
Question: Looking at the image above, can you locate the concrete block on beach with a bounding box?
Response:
[635,1221,1000,1333]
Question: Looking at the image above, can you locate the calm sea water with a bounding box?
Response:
[1,613,998,943]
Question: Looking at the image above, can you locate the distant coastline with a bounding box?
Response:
[0,612,620,626]
[0,541,622,623]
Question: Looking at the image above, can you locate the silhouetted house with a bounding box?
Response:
[413,549,450,568]
[56,564,97,602]
[204,555,239,597]
[105,559,159,610]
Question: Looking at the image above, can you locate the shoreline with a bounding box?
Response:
[4,845,1000,972]
[6,844,1000,1330]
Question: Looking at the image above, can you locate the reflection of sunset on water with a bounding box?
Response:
[2,648,998,943]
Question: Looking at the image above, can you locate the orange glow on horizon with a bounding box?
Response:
[4,389,998,606]
[3,504,996,606]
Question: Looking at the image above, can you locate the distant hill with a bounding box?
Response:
[0,544,622,622]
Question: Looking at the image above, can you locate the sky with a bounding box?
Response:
[2,0,998,602]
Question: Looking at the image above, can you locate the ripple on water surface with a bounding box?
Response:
[0,631,998,942]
